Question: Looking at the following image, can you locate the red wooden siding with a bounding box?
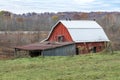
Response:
[76,42,106,54]
[47,22,73,42]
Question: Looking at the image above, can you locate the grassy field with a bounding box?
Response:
[0,52,120,80]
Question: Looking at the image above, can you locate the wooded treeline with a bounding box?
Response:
[0,11,120,50]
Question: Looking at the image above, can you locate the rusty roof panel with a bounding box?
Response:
[15,42,74,51]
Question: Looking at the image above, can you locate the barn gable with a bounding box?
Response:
[46,22,73,42]
[46,20,109,42]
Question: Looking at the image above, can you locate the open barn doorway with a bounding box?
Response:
[76,48,79,55]
[29,51,41,57]
[93,47,96,53]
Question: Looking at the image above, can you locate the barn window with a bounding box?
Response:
[57,35,64,42]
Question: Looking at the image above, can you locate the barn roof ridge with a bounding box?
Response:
[59,20,102,29]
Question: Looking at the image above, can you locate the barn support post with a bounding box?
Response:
[41,50,45,58]
[108,41,113,54]
[14,48,18,58]
[14,48,17,57]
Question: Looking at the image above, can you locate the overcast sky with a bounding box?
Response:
[0,0,120,14]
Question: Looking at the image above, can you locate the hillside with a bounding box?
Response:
[0,52,120,80]
[0,11,120,51]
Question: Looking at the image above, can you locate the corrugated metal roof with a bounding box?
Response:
[60,20,102,29]
[61,20,109,42]
[15,42,74,51]
[68,28,109,42]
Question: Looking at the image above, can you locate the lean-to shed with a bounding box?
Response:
[15,42,76,57]
[45,20,110,54]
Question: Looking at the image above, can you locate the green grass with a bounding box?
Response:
[0,52,120,80]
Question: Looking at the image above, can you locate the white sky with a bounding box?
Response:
[0,0,120,14]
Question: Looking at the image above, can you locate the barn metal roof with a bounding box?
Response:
[62,20,109,42]
[68,28,109,42]
[15,42,74,51]
[60,20,102,29]
[46,20,109,42]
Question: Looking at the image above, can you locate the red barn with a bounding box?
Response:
[45,20,109,54]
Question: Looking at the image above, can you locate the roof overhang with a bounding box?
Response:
[15,42,75,51]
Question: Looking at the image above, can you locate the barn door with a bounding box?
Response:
[76,48,79,55]
[93,47,96,53]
